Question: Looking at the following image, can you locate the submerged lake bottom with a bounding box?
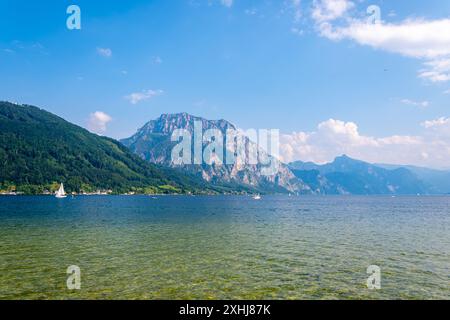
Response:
[0,195,449,300]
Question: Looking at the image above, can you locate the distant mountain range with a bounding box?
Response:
[122,113,450,195]
[292,157,450,195]
[375,164,450,195]
[1,102,449,195]
[289,155,430,195]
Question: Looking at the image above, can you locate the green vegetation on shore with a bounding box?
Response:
[0,102,222,195]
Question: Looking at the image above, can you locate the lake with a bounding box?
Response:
[0,195,449,300]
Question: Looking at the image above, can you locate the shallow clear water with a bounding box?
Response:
[0,195,448,300]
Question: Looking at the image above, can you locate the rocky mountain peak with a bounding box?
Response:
[137,113,236,136]
[121,113,309,194]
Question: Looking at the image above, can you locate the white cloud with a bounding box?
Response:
[97,47,112,58]
[419,58,450,82]
[280,118,450,169]
[312,0,354,23]
[220,0,233,8]
[400,99,430,108]
[88,111,112,134]
[319,19,450,59]
[421,117,450,139]
[422,117,450,129]
[124,89,164,105]
[310,3,450,84]
[444,89,450,94]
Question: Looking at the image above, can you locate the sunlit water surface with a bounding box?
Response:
[0,195,449,300]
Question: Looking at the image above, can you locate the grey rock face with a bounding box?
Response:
[122,113,309,193]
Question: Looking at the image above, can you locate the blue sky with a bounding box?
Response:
[0,0,449,168]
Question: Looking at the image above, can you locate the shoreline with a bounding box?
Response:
[1,193,449,197]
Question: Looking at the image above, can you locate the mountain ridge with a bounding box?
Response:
[289,155,433,195]
[375,163,450,194]
[123,114,448,195]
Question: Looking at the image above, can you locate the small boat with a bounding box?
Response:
[55,183,67,198]
[253,194,261,200]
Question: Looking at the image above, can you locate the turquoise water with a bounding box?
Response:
[0,195,449,300]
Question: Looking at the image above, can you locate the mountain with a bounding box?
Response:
[376,164,450,194]
[122,113,309,194]
[289,155,428,195]
[3,102,439,196]
[0,102,218,195]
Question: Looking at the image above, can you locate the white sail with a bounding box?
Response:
[55,183,67,198]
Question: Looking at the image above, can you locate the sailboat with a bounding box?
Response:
[55,183,67,198]
[253,194,261,200]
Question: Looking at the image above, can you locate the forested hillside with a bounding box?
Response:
[0,102,216,195]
